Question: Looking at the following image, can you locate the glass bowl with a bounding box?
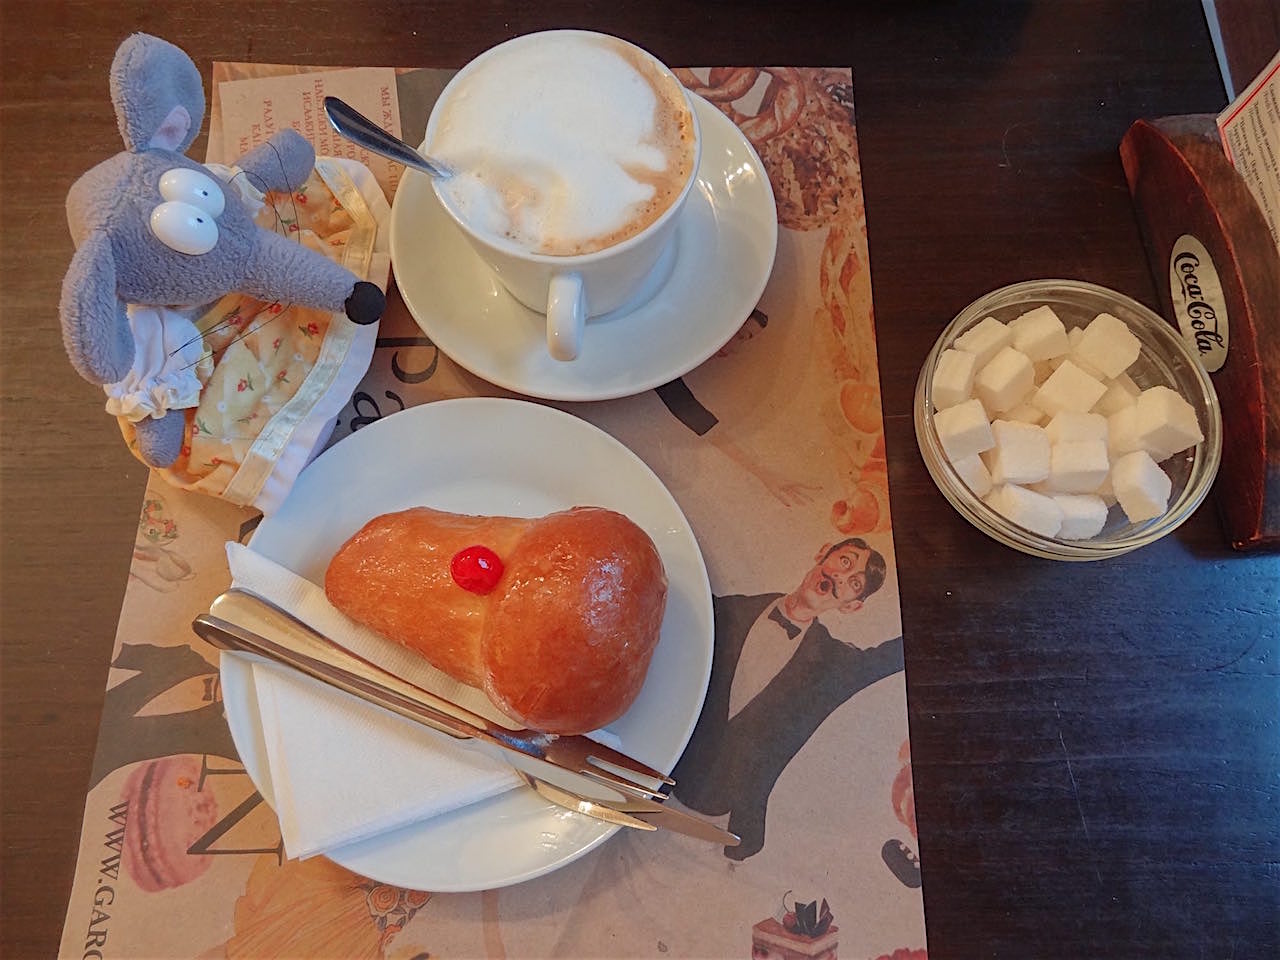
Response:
[914,279,1222,560]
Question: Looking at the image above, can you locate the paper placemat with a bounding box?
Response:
[58,62,926,960]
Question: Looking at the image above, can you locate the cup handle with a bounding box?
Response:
[547,273,586,361]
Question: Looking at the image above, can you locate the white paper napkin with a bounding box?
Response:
[225,542,522,860]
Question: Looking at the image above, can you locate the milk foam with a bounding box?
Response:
[429,34,696,256]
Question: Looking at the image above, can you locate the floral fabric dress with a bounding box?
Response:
[117,158,385,513]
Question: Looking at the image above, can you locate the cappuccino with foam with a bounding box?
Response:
[427,33,697,257]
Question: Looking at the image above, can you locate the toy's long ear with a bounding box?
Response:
[149,104,193,151]
[110,33,205,153]
[59,232,135,385]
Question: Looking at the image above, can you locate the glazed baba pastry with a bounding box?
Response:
[324,505,668,735]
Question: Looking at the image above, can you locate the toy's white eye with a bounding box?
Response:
[150,201,219,255]
[158,168,225,217]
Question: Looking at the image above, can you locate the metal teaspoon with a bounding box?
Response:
[323,96,452,179]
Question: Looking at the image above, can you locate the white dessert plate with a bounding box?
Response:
[388,94,778,401]
[219,397,714,891]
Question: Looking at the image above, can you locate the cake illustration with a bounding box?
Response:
[751,896,838,960]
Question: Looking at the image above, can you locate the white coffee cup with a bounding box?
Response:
[423,30,701,361]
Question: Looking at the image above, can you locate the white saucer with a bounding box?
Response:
[389,95,778,402]
[219,398,714,891]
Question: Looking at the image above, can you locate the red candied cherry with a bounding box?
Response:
[450,545,504,594]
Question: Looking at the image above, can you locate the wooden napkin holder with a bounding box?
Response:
[1120,114,1280,551]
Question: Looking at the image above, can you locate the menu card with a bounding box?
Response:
[1218,48,1280,255]
[57,62,928,959]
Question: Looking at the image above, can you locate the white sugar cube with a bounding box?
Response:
[1006,309,1033,336]
[1049,327,1084,372]
[1032,359,1107,417]
[1010,305,1069,361]
[1046,439,1110,493]
[1045,411,1108,445]
[974,346,1035,413]
[1111,450,1172,522]
[983,419,1051,485]
[1073,312,1142,379]
[1005,402,1047,425]
[1113,372,1142,398]
[1107,405,1143,457]
[935,398,995,462]
[1132,385,1204,460]
[952,453,993,497]
[953,316,1013,370]
[984,484,1064,537]
[932,348,978,411]
[1093,375,1141,416]
[1095,471,1117,506]
[1052,494,1109,540]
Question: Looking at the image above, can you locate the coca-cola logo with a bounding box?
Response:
[1169,234,1228,372]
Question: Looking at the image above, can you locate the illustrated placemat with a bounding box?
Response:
[59,63,926,960]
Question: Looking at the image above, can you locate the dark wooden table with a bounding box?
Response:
[3,2,1277,957]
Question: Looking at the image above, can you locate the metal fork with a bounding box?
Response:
[195,588,674,800]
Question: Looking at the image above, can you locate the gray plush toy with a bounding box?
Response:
[60,33,385,468]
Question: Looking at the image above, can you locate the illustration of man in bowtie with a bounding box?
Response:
[673,537,903,860]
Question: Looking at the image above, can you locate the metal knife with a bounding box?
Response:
[599,793,739,845]
[516,770,740,845]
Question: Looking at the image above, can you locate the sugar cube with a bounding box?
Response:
[1032,359,1107,417]
[1005,402,1047,425]
[953,316,1013,370]
[1132,385,1204,460]
[1052,494,1109,540]
[1006,309,1032,336]
[1073,312,1142,379]
[1046,439,1110,493]
[1093,375,1140,416]
[931,348,977,411]
[952,453,993,497]
[1113,372,1141,398]
[1107,406,1143,458]
[984,484,1064,537]
[935,398,995,463]
[1048,327,1084,373]
[974,346,1035,413]
[1095,471,1117,506]
[1010,305,1069,361]
[983,419,1051,485]
[1045,411,1108,445]
[1111,450,1172,522]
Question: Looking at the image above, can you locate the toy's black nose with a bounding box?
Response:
[344,281,385,325]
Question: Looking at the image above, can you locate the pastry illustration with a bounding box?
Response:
[120,755,218,891]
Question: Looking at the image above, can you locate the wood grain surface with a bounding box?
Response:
[1211,0,1280,95]
[2,2,1277,958]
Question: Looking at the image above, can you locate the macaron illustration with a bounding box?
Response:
[121,755,218,891]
